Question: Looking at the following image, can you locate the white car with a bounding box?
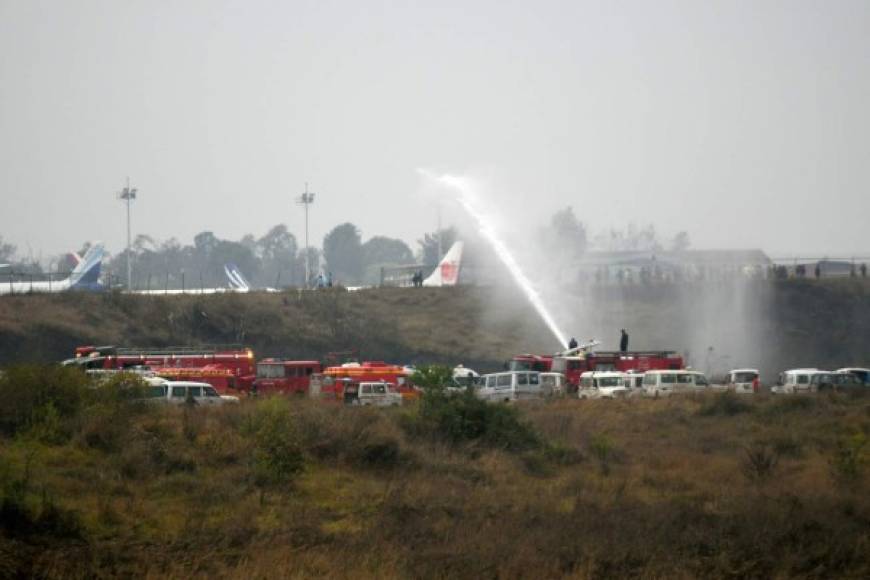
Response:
[725,369,760,394]
[477,371,542,403]
[771,369,823,394]
[144,381,240,405]
[578,371,628,399]
[642,370,710,397]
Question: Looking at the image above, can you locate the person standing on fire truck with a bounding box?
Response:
[620,329,629,353]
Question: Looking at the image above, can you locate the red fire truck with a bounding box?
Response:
[253,359,323,396]
[511,350,683,392]
[66,345,256,393]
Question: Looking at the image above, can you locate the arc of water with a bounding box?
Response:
[421,170,569,350]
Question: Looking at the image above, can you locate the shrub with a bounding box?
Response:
[0,365,89,440]
[742,442,779,483]
[78,373,151,452]
[698,392,751,417]
[410,364,455,390]
[243,398,305,493]
[830,432,867,486]
[412,388,540,451]
[589,434,616,476]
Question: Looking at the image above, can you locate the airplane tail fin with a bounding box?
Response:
[224,264,251,291]
[69,243,104,288]
[422,241,464,287]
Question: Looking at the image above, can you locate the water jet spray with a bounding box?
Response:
[419,169,570,350]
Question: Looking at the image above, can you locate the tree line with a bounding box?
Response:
[1,208,688,289]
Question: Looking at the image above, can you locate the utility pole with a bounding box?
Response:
[118,178,138,290]
[296,183,315,287]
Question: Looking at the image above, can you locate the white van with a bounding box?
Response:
[642,370,710,397]
[835,368,870,385]
[771,369,822,394]
[357,381,403,407]
[623,372,645,397]
[477,371,542,402]
[578,371,628,399]
[539,372,567,397]
[725,369,760,394]
[145,381,240,405]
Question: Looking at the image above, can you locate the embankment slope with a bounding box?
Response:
[0,280,868,376]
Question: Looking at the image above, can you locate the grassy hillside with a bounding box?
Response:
[0,287,556,370]
[0,279,868,377]
[1,367,868,578]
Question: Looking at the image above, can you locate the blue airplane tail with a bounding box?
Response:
[70,244,104,290]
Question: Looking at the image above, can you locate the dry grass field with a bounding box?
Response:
[1,366,868,579]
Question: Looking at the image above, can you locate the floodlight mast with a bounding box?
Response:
[118,178,138,290]
[296,183,315,287]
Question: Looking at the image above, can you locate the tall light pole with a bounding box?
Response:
[296,183,315,287]
[118,178,137,289]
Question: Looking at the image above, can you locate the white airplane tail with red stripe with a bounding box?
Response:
[423,241,463,287]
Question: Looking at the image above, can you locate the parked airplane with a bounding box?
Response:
[0,243,105,295]
[423,241,464,287]
[131,263,251,295]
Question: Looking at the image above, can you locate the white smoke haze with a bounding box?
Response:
[418,169,774,378]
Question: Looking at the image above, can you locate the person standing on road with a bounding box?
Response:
[620,329,629,353]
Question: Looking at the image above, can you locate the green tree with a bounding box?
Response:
[361,236,414,284]
[257,225,299,287]
[323,223,363,285]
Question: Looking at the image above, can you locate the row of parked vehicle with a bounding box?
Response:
[473,366,870,403]
[771,368,869,394]
[474,369,714,402]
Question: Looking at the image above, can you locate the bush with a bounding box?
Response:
[830,432,867,486]
[410,388,540,451]
[243,398,305,492]
[698,392,751,417]
[589,434,616,476]
[0,365,89,440]
[742,442,779,483]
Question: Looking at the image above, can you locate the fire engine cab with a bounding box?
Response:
[253,359,323,396]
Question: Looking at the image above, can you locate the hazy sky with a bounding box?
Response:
[1,0,868,260]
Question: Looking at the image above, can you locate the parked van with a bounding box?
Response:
[623,372,645,397]
[642,370,710,397]
[539,372,567,397]
[343,381,403,407]
[578,371,628,399]
[772,369,822,394]
[725,369,760,394]
[477,371,542,402]
[145,381,240,405]
[835,368,870,385]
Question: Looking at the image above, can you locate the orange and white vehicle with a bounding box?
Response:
[318,361,418,401]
